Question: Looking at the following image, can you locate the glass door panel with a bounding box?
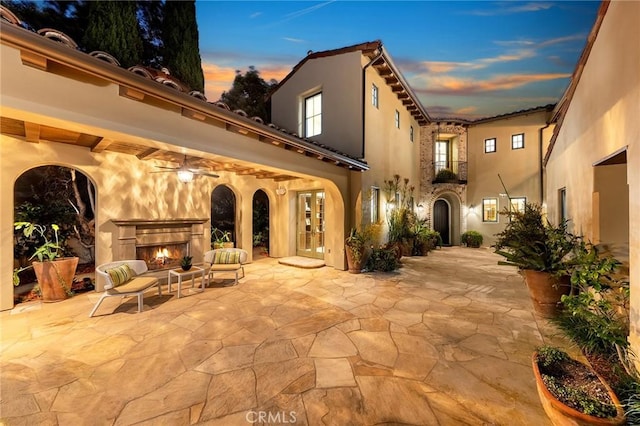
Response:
[296,190,325,258]
[435,140,450,173]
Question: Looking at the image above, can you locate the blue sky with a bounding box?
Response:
[196,1,600,119]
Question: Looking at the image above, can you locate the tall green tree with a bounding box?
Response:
[220,66,277,122]
[82,0,142,68]
[136,0,164,67]
[162,0,204,92]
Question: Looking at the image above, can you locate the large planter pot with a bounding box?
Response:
[532,352,626,426]
[32,257,78,302]
[345,246,363,274]
[523,270,571,317]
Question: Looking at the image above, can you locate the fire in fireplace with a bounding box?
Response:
[136,242,189,271]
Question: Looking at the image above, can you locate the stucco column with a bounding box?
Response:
[628,144,640,372]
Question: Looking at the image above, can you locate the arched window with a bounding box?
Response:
[211,185,236,247]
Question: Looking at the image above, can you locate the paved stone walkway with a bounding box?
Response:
[1,247,563,425]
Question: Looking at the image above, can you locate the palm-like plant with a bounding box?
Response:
[493,203,577,272]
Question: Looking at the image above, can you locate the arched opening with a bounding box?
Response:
[252,189,270,258]
[432,192,462,246]
[211,185,236,248]
[13,165,96,303]
[433,199,451,245]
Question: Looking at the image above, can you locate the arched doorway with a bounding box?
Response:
[13,165,96,303]
[252,189,269,258]
[433,199,451,245]
[432,192,462,246]
[211,185,236,247]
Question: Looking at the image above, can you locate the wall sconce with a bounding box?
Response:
[416,204,424,211]
[177,170,194,183]
[276,186,287,196]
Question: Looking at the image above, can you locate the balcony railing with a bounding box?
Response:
[432,161,467,184]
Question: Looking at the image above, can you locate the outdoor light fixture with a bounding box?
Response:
[177,170,194,183]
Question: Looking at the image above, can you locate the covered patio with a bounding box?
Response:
[1,248,565,425]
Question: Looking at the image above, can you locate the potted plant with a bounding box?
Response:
[532,346,626,425]
[461,230,483,248]
[434,168,458,183]
[413,220,439,256]
[180,255,193,271]
[493,203,578,317]
[14,222,77,302]
[345,227,373,274]
[212,227,234,249]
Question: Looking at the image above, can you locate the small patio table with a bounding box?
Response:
[168,266,206,298]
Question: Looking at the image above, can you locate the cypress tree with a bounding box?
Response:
[82,1,142,68]
[162,0,204,92]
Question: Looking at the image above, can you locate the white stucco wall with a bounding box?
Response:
[270,51,363,158]
[466,111,550,246]
[361,65,422,236]
[544,1,640,365]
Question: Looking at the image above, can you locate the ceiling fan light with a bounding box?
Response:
[177,170,194,183]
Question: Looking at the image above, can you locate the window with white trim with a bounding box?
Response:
[559,188,567,222]
[483,198,498,222]
[410,126,414,142]
[304,92,322,137]
[512,133,524,149]
[370,186,380,223]
[372,84,378,108]
[510,197,526,215]
[394,110,400,128]
[484,138,496,153]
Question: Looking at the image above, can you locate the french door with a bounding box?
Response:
[296,190,325,258]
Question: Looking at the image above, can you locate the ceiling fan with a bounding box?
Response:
[151,154,219,182]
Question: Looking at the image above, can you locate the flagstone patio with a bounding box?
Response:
[0,247,569,425]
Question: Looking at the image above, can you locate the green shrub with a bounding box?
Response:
[434,168,458,182]
[364,246,400,272]
[461,230,483,248]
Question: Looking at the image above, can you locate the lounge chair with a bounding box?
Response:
[203,248,248,285]
[90,260,161,317]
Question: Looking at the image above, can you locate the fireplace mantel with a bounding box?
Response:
[111,218,209,268]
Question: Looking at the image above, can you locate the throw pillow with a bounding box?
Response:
[212,250,240,264]
[106,264,136,287]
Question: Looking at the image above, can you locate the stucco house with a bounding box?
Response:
[1,0,637,367]
[270,41,429,245]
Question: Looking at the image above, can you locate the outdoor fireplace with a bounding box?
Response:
[136,242,190,271]
[111,218,208,277]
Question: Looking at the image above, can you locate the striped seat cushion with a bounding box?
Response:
[213,250,240,264]
[105,264,136,287]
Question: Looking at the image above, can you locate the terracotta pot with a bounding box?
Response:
[345,246,362,274]
[523,270,572,317]
[32,257,78,302]
[532,352,626,426]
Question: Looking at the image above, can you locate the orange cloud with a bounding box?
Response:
[421,72,571,95]
[202,63,237,101]
[418,49,534,75]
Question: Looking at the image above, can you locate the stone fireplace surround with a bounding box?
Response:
[106,218,208,291]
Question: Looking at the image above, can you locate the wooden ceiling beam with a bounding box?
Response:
[24,122,41,143]
[91,137,113,152]
[136,147,160,160]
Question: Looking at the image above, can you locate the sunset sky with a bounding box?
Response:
[196,1,600,120]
